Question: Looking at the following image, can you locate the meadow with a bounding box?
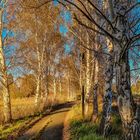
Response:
[0,94,67,124]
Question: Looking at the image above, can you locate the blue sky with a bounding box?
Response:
[59,10,72,36]
[58,10,72,36]
[129,0,140,82]
[54,3,73,53]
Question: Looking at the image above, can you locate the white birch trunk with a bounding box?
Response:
[53,78,56,99]
[85,16,92,114]
[86,49,91,96]
[85,49,91,115]
[67,70,71,100]
[115,47,140,140]
[99,54,113,136]
[35,44,42,107]
[34,13,42,107]
[59,78,62,95]
[113,2,140,139]
[43,76,49,106]
[99,39,114,136]
[0,9,12,123]
[35,75,41,107]
[92,59,99,122]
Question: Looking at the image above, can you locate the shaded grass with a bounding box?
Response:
[70,119,99,140]
[111,114,122,136]
[69,104,122,140]
[70,119,119,140]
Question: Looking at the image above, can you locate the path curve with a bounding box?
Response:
[17,102,74,140]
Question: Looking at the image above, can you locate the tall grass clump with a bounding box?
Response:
[70,119,99,140]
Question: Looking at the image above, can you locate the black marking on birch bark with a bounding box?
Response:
[99,54,113,136]
[115,49,140,139]
[92,84,98,122]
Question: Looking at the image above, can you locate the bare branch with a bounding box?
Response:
[125,2,140,15]
[87,0,115,31]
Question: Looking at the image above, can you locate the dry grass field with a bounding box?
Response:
[0,94,68,124]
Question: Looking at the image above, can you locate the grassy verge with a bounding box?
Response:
[0,118,30,140]
[70,119,101,140]
[0,101,71,139]
[69,104,122,140]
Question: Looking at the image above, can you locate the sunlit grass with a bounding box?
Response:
[0,94,67,123]
[0,94,68,139]
[0,119,28,139]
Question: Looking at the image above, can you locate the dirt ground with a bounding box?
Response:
[17,102,74,140]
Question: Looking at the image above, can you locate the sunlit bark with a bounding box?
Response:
[53,78,57,99]
[85,49,91,96]
[59,77,62,95]
[35,23,42,107]
[85,48,91,115]
[0,9,12,123]
[35,74,41,106]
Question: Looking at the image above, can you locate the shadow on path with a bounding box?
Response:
[17,102,75,140]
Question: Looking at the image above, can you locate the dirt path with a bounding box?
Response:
[17,102,74,140]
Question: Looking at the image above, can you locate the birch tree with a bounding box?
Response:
[0,8,12,123]
[0,0,16,123]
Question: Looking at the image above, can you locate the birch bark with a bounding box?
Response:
[99,41,113,135]
[0,9,12,123]
[53,78,56,99]
[115,46,140,140]
[92,59,99,122]
[110,1,140,139]
[35,28,42,107]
